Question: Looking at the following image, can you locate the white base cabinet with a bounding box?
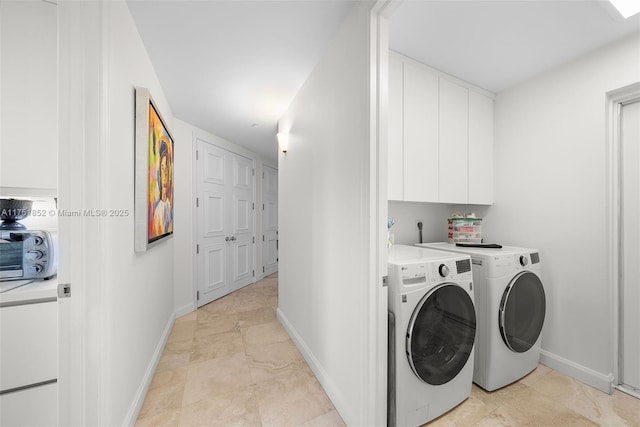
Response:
[388,51,494,205]
[0,382,57,426]
[0,300,57,426]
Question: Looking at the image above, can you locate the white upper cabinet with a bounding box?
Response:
[388,51,494,205]
[403,60,439,203]
[468,90,494,204]
[0,0,58,193]
[438,78,469,204]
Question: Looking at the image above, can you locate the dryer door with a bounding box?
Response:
[406,283,476,385]
[499,271,546,353]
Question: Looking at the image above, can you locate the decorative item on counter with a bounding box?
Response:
[388,216,396,247]
[451,212,464,219]
[0,198,33,230]
[448,215,482,244]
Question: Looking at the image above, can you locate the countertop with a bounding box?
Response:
[0,276,58,306]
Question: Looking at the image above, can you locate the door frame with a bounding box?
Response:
[607,81,640,396]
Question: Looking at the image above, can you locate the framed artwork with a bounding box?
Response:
[134,87,174,252]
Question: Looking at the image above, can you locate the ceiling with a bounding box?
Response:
[127,1,640,161]
[389,0,640,94]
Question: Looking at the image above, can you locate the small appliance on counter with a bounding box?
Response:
[0,230,57,283]
[0,199,57,286]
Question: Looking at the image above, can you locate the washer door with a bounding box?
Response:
[406,283,476,385]
[499,271,546,353]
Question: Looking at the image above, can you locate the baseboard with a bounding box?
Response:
[123,312,176,426]
[276,308,355,425]
[540,349,615,394]
[174,302,195,319]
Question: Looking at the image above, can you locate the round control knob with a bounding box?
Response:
[30,264,43,274]
[520,255,529,267]
[438,264,450,277]
[25,250,44,260]
[32,236,44,246]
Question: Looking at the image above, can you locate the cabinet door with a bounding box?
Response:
[0,382,57,426]
[403,62,438,202]
[388,55,404,201]
[0,301,57,392]
[468,91,494,204]
[0,0,57,190]
[439,78,469,204]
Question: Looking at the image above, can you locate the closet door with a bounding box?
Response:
[196,139,254,307]
[262,165,278,276]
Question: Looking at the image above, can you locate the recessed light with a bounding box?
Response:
[609,0,640,18]
[251,123,259,128]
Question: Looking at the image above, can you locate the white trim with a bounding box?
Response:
[367,1,395,425]
[607,81,640,391]
[191,130,198,310]
[174,302,195,319]
[277,308,356,425]
[58,1,111,424]
[123,313,175,426]
[540,349,615,394]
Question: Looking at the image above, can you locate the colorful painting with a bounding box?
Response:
[147,102,174,242]
[134,87,174,252]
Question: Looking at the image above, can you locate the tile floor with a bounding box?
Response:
[136,273,640,426]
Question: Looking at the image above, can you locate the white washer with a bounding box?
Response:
[388,245,476,427]
[417,242,546,391]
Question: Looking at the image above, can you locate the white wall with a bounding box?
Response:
[277,2,382,425]
[171,118,277,316]
[483,32,640,392]
[58,1,175,425]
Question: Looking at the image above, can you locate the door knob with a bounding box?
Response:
[230,236,237,241]
[225,236,230,241]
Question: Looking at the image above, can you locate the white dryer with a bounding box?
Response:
[418,242,546,391]
[388,245,476,427]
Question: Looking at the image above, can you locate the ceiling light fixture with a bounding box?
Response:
[608,0,640,18]
[277,132,289,154]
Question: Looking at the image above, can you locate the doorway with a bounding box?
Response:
[620,97,640,396]
[610,82,640,398]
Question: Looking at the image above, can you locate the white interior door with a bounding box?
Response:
[621,99,640,393]
[230,154,254,290]
[262,165,278,276]
[196,139,254,307]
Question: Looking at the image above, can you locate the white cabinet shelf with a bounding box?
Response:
[388,51,494,205]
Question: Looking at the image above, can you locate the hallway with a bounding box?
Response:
[134,273,343,426]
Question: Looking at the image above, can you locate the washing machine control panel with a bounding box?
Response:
[400,263,427,280]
